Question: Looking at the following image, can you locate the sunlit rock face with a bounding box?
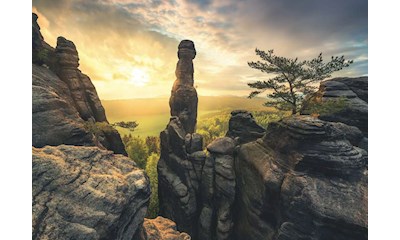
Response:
[32,145,150,240]
[141,217,191,240]
[32,13,126,155]
[302,77,368,137]
[54,36,107,123]
[169,40,198,134]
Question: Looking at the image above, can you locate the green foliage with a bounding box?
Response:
[111,121,139,131]
[83,121,115,138]
[306,97,348,116]
[197,112,230,147]
[121,135,160,218]
[145,136,160,155]
[252,110,290,129]
[37,49,49,62]
[145,153,160,218]
[125,135,149,169]
[247,49,353,114]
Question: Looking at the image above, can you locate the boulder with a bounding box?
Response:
[141,217,191,240]
[226,110,265,144]
[32,145,150,240]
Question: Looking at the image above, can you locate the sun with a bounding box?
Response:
[129,68,149,86]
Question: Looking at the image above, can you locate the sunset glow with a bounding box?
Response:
[32,0,367,100]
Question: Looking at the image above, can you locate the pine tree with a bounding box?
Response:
[247,49,353,114]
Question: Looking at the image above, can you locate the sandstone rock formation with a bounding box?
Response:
[141,217,191,240]
[302,77,368,137]
[32,145,150,240]
[32,13,126,155]
[160,65,368,239]
[169,40,198,134]
[158,40,201,237]
[33,64,96,147]
[158,116,201,235]
[226,110,266,144]
[234,116,368,240]
[32,13,54,66]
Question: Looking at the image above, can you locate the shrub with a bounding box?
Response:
[145,153,160,218]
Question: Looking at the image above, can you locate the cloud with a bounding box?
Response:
[33,0,367,99]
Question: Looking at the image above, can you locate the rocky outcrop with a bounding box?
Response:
[198,137,236,240]
[33,64,97,147]
[169,40,198,134]
[226,110,266,144]
[32,13,126,155]
[302,77,368,137]
[141,217,191,240]
[32,13,54,66]
[234,116,368,240]
[32,145,150,240]
[158,40,202,237]
[158,116,201,235]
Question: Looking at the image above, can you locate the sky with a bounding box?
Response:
[32,0,368,100]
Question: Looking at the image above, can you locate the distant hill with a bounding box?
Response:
[102,96,269,137]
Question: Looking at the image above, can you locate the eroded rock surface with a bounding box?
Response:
[141,217,191,240]
[234,116,368,240]
[226,110,266,144]
[32,145,150,240]
[33,64,96,147]
[169,40,198,134]
[302,77,368,137]
[32,13,126,155]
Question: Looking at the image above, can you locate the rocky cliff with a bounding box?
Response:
[158,52,368,240]
[302,77,368,137]
[234,116,367,240]
[32,145,150,240]
[32,13,191,240]
[32,13,126,155]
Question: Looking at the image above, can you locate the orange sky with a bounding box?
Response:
[33,0,367,100]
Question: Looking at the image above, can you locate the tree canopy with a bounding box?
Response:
[247,49,353,114]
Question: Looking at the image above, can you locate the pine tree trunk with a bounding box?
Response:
[292,106,297,115]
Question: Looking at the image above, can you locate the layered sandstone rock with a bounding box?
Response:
[226,110,266,144]
[169,40,198,134]
[32,145,150,240]
[32,13,54,66]
[141,217,191,240]
[302,77,368,137]
[158,40,202,237]
[32,13,126,155]
[234,116,368,240]
[32,64,96,147]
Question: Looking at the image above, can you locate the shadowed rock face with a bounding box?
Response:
[32,64,97,147]
[158,41,203,238]
[54,36,107,123]
[32,13,126,155]
[169,40,198,134]
[226,110,266,144]
[234,116,367,240]
[32,145,150,240]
